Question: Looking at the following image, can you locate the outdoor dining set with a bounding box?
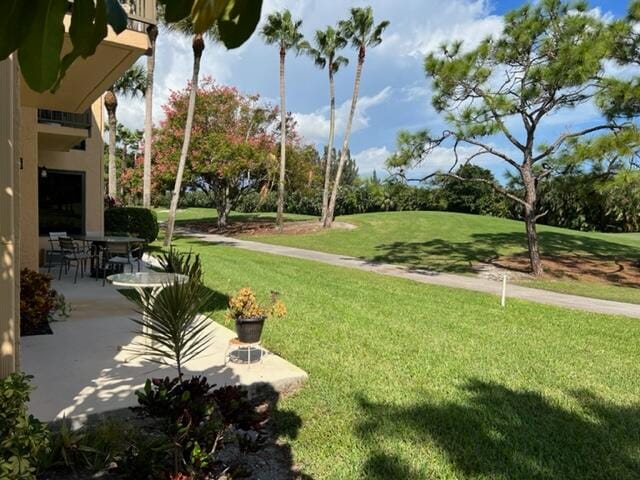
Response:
[45,232,147,285]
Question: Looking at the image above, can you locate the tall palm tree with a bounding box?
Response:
[143,23,158,208]
[324,7,389,227]
[104,65,146,202]
[261,10,306,231]
[163,19,216,247]
[307,26,349,225]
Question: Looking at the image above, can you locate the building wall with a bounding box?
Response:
[19,99,105,270]
[19,107,38,270]
[0,55,20,378]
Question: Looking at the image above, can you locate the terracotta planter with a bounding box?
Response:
[235,316,266,343]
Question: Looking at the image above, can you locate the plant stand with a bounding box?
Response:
[225,337,266,368]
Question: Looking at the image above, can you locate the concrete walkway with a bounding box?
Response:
[182,231,640,319]
[23,267,308,425]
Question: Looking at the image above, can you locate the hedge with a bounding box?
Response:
[104,207,159,243]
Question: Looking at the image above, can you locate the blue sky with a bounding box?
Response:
[118,0,633,181]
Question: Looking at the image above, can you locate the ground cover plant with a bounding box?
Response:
[162,235,640,479]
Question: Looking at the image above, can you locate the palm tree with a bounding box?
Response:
[163,19,216,247]
[261,10,306,231]
[143,23,158,208]
[104,65,146,202]
[307,26,349,225]
[324,7,389,227]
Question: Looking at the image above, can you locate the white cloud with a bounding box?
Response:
[293,86,392,143]
[353,146,391,175]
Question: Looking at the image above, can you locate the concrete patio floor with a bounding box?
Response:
[22,267,308,425]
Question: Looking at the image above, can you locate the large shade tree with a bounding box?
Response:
[387,0,624,276]
[307,26,349,225]
[324,7,389,227]
[104,64,146,202]
[153,80,279,227]
[261,9,306,230]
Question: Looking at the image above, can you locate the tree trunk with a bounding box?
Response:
[320,57,336,225]
[143,24,158,209]
[522,168,543,276]
[105,90,118,202]
[325,47,365,227]
[217,187,231,228]
[164,34,204,247]
[276,45,286,231]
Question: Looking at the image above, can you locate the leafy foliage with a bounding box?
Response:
[104,206,159,242]
[129,279,215,379]
[157,247,204,282]
[20,269,68,336]
[134,376,264,477]
[152,79,282,227]
[0,373,49,479]
[1,0,263,92]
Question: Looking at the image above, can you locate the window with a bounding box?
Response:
[38,169,85,235]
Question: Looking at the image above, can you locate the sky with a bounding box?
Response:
[117,0,633,181]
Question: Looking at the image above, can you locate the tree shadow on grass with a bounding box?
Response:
[356,379,640,480]
[369,231,640,276]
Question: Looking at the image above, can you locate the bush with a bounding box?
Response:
[0,373,50,479]
[20,269,68,336]
[105,207,159,243]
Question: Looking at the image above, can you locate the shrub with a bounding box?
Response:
[20,269,63,336]
[0,373,50,479]
[134,376,264,477]
[104,207,159,243]
[156,247,203,282]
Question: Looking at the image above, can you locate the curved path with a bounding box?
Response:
[181,231,640,319]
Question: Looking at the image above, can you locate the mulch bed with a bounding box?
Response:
[182,219,356,237]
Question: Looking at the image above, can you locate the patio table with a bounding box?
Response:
[107,272,189,355]
[72,235,146,277]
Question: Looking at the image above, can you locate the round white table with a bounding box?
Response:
[107,272,189,355]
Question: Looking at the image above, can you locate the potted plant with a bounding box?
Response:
[225,288,286,343]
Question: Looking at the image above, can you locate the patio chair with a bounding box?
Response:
[58,237,93,284]
[102,242,144,286]
[45,232,67,273]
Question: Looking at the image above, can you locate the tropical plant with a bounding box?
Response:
[130,279,215,380]
[104,64,146,201]
[163,16,219,247]
[157,247,203,283]
[324,7,389,227]
[387,0,623,276]
[261,9,307,230]
[0,373,50,480]
[307,26,349,224]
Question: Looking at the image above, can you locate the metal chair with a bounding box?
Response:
[102,242,144,286]
[58,237,93,283]
[45,232,67,273]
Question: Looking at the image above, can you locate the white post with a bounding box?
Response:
[501,274,507,308]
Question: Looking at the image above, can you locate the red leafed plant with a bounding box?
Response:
[19,268,62,335]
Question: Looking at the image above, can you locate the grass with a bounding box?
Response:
[165,235,640,479]
[243,210,640,304]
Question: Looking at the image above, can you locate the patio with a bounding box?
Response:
[22,263,308,425]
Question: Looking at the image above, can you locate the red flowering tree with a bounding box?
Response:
[153,79,280,227]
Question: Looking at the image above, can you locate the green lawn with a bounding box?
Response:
[166,236,640,479]
[244,211,640,304]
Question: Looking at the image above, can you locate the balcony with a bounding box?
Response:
[67,0,157,33]
[21,0,155,114]
[37,109,92,152]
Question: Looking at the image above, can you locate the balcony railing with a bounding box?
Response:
[38,109,92,131]
[66,0,156,32]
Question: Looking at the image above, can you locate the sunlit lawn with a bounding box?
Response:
[160,232,640,479]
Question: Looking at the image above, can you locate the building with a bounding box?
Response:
[0,1,157,378]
